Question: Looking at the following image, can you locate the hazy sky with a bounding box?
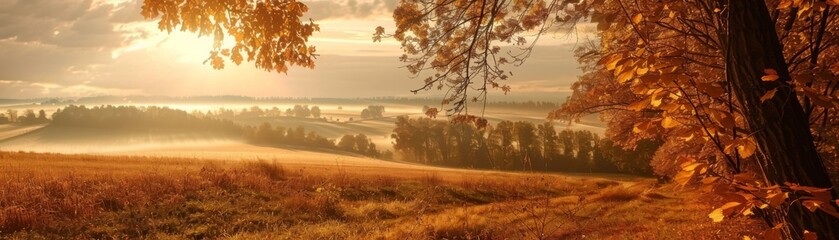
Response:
[0,0,590,101]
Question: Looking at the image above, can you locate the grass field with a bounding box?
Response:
[0,151,763,239]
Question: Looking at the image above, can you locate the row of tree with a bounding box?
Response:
[0,109,50,125]
[241,123,391,159]
[51,105,241,134]
[195,105,324,120]
[391,116,658,175]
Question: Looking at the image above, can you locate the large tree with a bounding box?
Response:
[381,1,839,238]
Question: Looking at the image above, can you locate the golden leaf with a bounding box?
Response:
[709,109,735,129]
[636,67,649,75]
[762,69,779,81]
[681,162,706,172]
[708,202,742,222]
[650,90,666,107]
[760,88,778,103]
[661,116,680,129]
[674,159,706,186]
[632,13,643,24]
[674,170,693,186]
[766,192,788,209]
[762,74,779,81]
[617,70,635,83]
[725,137,758,158]
[626,98,649,111]
[778,0,794,8]
[603,54,622,71]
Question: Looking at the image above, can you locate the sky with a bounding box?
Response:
[0,0,590,101]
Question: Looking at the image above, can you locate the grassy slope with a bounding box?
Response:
[0,152,763,239]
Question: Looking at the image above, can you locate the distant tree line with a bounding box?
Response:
[391,116,659,175]
[55,95,562,111]
[482,101,560,110]
[193,105,323,120]
[51,105,241,134]
[0,109,50,125]
[241,123,391,159]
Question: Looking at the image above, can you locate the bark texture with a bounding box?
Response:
[726,0,839,238]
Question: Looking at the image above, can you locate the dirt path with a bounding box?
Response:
[0,124,46,142]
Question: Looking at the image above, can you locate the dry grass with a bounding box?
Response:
[0,151,764,239]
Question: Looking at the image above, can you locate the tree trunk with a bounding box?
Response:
[726,0,839,238]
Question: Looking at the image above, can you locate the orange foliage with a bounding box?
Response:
[141,0,319,73]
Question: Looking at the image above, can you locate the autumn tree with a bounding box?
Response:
[379,0,839,238]
[141,0,318,72]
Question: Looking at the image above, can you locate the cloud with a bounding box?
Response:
[0,0,130,48]
[0,0,148,88]
[0,79,142,97]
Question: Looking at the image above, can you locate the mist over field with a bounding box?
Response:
[0,96,601,157]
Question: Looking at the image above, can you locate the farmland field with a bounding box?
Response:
[0,151,762,239]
